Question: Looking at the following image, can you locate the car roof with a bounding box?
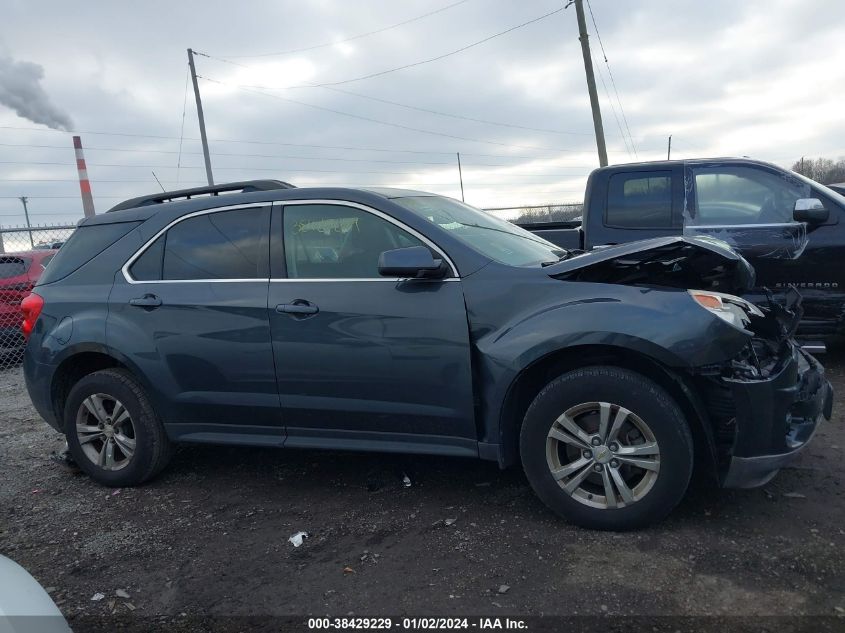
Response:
[360,187,439,198]
[87,182,447,227]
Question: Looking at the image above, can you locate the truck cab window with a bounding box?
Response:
[690,166,810,226]
[606,171,672,228]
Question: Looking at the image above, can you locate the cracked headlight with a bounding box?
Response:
[688,290,763,330]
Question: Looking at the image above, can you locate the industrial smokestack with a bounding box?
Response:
[73,136,95,217]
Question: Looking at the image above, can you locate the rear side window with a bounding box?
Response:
[606,171,673,228]
[129,207,269,281]
[37,222,140,285]
[0,256,29,279]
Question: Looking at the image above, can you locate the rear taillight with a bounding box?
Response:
[21,292,44,340]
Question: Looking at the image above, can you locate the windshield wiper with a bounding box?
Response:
[540,252,571,266]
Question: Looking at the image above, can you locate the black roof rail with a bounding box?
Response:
[106,180,296,212]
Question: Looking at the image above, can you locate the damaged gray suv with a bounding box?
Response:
[22,181,833,530]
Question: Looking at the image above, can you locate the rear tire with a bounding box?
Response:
[520,366,693,530]
[64,368,172,487]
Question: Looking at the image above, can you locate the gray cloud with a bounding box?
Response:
[0,0,842,225]
[0,54,73,131]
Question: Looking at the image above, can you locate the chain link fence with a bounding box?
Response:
[484,202,584,226]
[1,224,77,372]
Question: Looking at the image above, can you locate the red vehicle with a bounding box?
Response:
[0,250,57,352]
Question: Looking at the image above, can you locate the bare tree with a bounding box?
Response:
[791,157,845,184]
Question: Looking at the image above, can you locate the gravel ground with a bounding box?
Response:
[1,353,845,631]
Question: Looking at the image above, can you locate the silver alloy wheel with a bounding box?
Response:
[75,393,136,471]
[546,401,660,509]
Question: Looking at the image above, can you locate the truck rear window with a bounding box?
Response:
[0,256,29,279]
[606,171,673,228]
[37,221,140,285]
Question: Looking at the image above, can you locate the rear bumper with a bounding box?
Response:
[23,355,61,432]
[720,344,833,488]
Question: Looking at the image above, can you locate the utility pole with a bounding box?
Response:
[574,0,607,167]
[456,153,465,202]
[667,135,672,160]
[187,48,214,186]
[18,196,34,248]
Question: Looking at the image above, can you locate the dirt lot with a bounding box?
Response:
[2,353,845,631]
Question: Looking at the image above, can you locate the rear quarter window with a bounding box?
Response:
[0,256,30,279]
[38,221,140,285]
[606,171,673,228]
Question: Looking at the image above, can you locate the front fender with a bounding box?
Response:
[478,286,746,371]
[468,282,750,457]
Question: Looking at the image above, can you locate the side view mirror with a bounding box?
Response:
[793,198,829,223]
[378,246,448,279]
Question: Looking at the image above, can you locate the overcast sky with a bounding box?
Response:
[1,0,843,226]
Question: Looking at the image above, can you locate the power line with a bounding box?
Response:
[198,75,585,154]
[321,86,597,136]
[591,45,631,158]
[279,6,567,88]
[0,142,597,167]
[0,160,592,178]
[585,0,637,157]
[220,0,472,58]
[195,50,602,138]
[177,65,190,185]
[0,125,598,159]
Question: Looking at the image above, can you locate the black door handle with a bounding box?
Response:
[276,300,319,316]
[129,294,162,308]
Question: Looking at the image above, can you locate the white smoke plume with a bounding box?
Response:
[0,54,73,131]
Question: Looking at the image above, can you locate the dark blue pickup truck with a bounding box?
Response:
[523,158,845,340]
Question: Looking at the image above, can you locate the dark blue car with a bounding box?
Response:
[22,181,832,530]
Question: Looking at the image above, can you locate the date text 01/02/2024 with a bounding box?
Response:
[306,617,528,630]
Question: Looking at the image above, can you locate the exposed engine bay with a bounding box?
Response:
[548,236,755,295]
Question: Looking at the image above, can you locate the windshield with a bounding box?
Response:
[393,195,567,267]
[791,170,845,207]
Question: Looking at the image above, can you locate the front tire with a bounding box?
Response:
[64,368,172,487]
[520,366,693,530]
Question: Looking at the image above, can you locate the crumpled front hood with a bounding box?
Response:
[545,235,755,294]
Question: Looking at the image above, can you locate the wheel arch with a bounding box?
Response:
[497,344,718,479]
[49,346,151,427]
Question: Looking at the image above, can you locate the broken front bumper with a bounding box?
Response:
[720,344,833,488]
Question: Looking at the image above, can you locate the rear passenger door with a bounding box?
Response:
[108,204,281,443]
[267,201,477,455]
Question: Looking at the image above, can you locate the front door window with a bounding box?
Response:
[689,165,810,226]
[282,204,424,279]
